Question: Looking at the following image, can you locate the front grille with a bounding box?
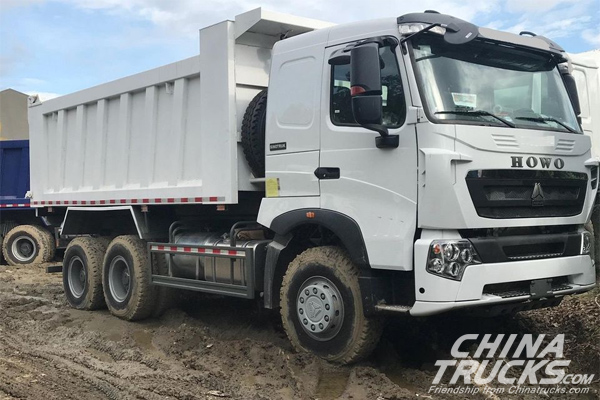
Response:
[469,231,582,263]
[484,186,580,201]
[466,170,587,219]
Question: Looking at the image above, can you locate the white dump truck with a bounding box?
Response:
[28,9,597,363]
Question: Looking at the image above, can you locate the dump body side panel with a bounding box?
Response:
[27,57,235,206]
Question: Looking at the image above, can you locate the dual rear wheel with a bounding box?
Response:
[63,235,171,320]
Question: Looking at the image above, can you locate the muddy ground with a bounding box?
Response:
[0,263,598,400]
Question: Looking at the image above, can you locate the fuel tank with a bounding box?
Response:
[170,232,268,286]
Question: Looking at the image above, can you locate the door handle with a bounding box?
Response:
[314,167,340,180]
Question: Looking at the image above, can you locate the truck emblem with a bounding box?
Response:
[511,156,564,169]
[307,300,322,319]
[531,182,545,206]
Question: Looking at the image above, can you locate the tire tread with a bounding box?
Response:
[103,235,154,321]
[64,236,108,310]
[241,90,267,178]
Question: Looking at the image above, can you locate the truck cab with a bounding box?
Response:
[258,11,596,318]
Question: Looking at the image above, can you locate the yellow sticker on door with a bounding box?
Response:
[265,178,280,198]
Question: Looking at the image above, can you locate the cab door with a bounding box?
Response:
[319,41,418,270]
[264,41,324,197]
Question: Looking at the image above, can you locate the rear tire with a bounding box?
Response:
[1,225,55,266]
[280,246,383,364]
[103,236,155,321]
[63,237,108,310]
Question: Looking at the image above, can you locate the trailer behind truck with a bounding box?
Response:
[0,90,60,266]
[28,9,597,363]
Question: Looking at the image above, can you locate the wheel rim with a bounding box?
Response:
[108,256,131,303]
[68,256,86,298]
[296,276,344,341]
[11,235,37,263]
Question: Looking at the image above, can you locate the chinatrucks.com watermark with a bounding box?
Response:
[428,334,594,396]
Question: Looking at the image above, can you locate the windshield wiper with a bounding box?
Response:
[514,117,579,134]
[435,110,516,128]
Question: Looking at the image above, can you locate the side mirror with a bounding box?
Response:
[350,43,398,148]
[350,42,382,97]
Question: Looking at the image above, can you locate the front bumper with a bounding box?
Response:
[410,282,595,316]
[411,236,596,316]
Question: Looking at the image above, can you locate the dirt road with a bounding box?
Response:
[0,263,598,400]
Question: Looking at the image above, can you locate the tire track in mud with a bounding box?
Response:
[0,269,405,400]
[0,286,305,400]
[0,315,150,399]
[0,320,222,399]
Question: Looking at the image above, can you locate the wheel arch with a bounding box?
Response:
[263,209,370,309]
[270,209,370,267]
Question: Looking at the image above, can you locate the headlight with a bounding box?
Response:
[581,231,593,255]
[427,240,481,281]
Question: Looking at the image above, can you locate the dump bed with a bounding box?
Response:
[28,9,331,208]
[0,140,30,209]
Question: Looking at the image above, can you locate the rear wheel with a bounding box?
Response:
[1,225,55,266]
[63,237,108,310]
[102,236,155,321]
[280,246,383,364]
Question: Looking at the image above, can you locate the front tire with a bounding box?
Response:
[280,246,383,364]
[102,236,155,321]
[1,225,55,266]
[63,237,108,310]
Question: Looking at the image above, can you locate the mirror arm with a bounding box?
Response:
[364,124,399,149]
[364,123,389,137]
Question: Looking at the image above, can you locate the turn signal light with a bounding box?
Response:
[350,86,366,96]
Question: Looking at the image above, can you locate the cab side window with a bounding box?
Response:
[330,46,406,127]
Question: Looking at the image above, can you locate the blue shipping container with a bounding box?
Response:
[0,140,30,208]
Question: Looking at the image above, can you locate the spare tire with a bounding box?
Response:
[241,89,268,178]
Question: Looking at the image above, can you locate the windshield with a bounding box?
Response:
[410,34,581,134]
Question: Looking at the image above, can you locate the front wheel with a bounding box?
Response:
[280,246,383,364]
